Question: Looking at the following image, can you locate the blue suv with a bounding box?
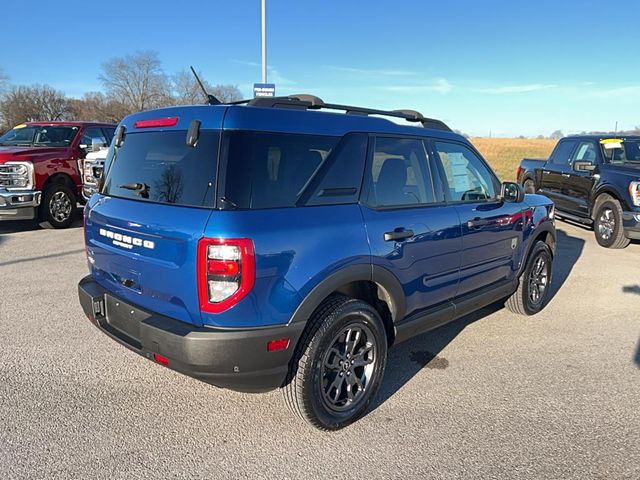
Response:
[78,95,556,430]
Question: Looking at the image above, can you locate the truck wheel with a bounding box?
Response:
[39,183,76,229]
[523,179,536,194]
[506,241,553,315]
[282,295,388,430]
[593,199,630,249]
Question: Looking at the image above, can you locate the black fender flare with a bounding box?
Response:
[518,220,556,276]
[288,264,406,326]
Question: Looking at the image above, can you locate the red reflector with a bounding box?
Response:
[153,353,170,366]
[207,259,240,276]
[134,117,179,128]
[267,338,290,352]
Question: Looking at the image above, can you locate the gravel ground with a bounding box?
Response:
[1,214,638,479]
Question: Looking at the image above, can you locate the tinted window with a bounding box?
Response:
[0,125,79,147]
[572,141,597,163]
[102,130,219,207]
[550,140,577,166]
[223,132,338,209]
[103,127,116,144]
[365,137,435,207]
[80,127,108,152]
[302,133,367,206]
[434,141,497,202]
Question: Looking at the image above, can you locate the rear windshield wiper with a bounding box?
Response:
[119,182,150,198]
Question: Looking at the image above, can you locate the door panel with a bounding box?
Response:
[540,140,578,212]
[362,205,462,319]
[564,141,598,217]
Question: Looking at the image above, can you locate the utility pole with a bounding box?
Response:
[261,0,267,83]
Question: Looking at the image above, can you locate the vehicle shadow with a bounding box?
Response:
[368,228,585,414]
[623,286,640,367]
[0,208,83,235]
[547,228,585,302]
[370,302,502,413]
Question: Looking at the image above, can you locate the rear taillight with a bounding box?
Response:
[516,166,524,181]
[197,238,255,313]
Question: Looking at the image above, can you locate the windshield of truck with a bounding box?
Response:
[600,138,640,164]
[0,125,79,147]
[101,130,219,207]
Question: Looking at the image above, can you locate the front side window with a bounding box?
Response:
[223,132,339,209]
[0,125,79,147]
[572,141,598,163]
[434,141,497,202]
[365,137,435,208]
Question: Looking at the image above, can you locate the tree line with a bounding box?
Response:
[0,51,242,131]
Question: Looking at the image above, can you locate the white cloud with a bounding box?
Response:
[474,84,557,94]
[380,78,453,95]
[588,85,640,98]
[324,65,416,77]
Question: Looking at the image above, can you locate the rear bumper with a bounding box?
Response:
[623,211,640,240]
[78,276,304,393]
[0,189,41,221]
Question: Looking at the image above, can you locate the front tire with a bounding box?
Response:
[282,295,388,430]
[506,241,553,315]
[39,183,76,229]
[593,199,630,249]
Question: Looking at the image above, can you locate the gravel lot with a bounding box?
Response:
[1,213,638,479]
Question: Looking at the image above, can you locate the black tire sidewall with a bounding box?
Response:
[40,184,76,229]
[305,302,387,430]
[524,179,536,194]
[594,200,622,248]
[520,243,553,315]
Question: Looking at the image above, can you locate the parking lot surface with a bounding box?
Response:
[1,215,638,479]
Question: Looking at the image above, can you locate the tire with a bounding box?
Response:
[593,199,630,249]
[39,183,76,229]
[282,295,388,431]
[506,241,553,316]
[523,179,536,194]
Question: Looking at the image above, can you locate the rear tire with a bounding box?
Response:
[506,241,553,315]
[523,179,536,194]
[282,295,388,431]
[39,183,76,229]
[593,199,630,249]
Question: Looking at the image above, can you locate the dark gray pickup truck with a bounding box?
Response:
[517,135,640,248]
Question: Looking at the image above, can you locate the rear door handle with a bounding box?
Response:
[384,228,415,242]
[467,217,490,228]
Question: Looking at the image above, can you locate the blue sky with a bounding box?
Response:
[2,0,639,136]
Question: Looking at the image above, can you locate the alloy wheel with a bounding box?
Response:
[49,191,72,223]
[598,208,615,241]
[528,254,549,305]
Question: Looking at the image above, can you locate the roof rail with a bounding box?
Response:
[244,94,451,131]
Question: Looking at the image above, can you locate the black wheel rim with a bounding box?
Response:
[528,254,549,306]
[320,323,376,412]
[49,191,72,223]
[597,208,615,241]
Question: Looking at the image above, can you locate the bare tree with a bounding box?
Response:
[172,70,242,105]
[0,66,8,93]
[210,84,242,103]
[99,51,171,112]
[550,130,564,140]
[68,92,129,124]
[0,85,70,129]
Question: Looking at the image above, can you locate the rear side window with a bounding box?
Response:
[222,132,339,209]
[102,130,219,207]
[550,140,577,166]
[365,137,435,208]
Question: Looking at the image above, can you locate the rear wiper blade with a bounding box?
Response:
[119,182,150,198]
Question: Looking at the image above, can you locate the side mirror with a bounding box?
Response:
[501,181,525,203]
[573,160,596,173]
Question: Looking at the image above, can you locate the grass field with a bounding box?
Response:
[469,137,557,181]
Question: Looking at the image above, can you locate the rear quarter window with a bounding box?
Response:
[102,130,219,207]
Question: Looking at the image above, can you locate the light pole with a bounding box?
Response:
[261,0,267,83]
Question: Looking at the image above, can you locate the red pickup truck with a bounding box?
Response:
[0,121,115,228]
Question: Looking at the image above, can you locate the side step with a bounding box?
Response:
[556,210,592,225]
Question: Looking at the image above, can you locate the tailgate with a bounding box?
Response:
[86,196,212,327]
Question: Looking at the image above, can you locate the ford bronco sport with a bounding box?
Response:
[78,95,556,430]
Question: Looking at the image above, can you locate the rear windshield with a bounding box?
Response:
[223,131,339,209]
[102,130,219,207]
